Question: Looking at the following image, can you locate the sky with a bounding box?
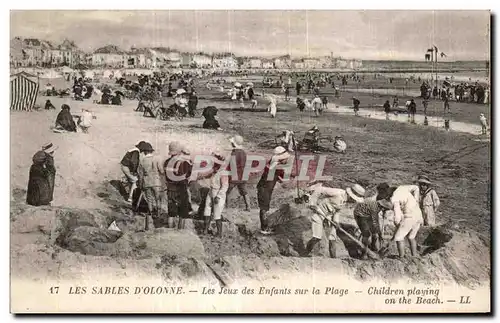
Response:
[10,10,491,61]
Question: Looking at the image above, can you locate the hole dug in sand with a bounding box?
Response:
[264,203,489,286]
[52,208,206,260]
[36,201,489,287]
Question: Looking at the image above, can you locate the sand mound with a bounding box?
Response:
[253,203,490,287]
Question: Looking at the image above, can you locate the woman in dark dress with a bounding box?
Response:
[55,104,77,132]
[26,151,56,206]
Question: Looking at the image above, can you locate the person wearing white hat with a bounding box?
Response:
[417,175,440,227]
[256,146,292,234]
[479,113,489,135]
[226,135,251,211]
[303,182,353,258]
[203,153,229,237]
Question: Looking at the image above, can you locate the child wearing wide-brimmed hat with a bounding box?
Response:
[417,175,441,226]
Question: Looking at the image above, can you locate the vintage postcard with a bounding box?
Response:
[9,10,491,313]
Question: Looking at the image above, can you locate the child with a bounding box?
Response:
[444,113,450,131]
[422,99,429,115]
[203,153,229,237]
[78,108,95,134]
[417,175,441,226]
[352,97,361,117]
[333,136,347,154]
[321,96,328,110]
[45,100,56,110]
[137,142,164,230]
[479,113,489,135]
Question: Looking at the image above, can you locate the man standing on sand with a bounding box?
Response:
[226,135,251,211]
[303,183,366,258]
[376,182,423,258]
[164,141,193,229]
[137,142,163,231]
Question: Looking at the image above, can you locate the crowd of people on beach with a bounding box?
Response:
[23,66,487,262]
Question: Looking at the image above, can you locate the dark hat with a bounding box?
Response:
[61,104,70,110]
[143,142,154,152]
[135,141,146,149]
[137,141,154,152]
[32,151,47,165]
[376,182,391,200]
[417,175,432,185]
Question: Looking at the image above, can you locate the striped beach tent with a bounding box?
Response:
[10,72,39,111]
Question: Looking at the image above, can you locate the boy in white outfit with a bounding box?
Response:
[376,182,423,258]
[203,153,229,237]
[417,175,440,226]
[78,108,95,133]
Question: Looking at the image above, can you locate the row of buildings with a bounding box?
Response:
[10,37,363,70]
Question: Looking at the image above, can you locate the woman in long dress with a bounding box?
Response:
[55,104,77,132]
[26,151,56,206]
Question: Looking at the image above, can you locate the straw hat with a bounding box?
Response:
[346,184,366,203]
[42,142,58,154]
[176,88,186,95]
[417,175,432,185]
[376,182,392,200]
[135,141,146,148]
[32,151,48,165]
[168,141,183,155]
[270,146,291,164]
[229,135,244,149]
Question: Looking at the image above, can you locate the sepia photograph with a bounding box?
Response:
[9,9,491,313]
